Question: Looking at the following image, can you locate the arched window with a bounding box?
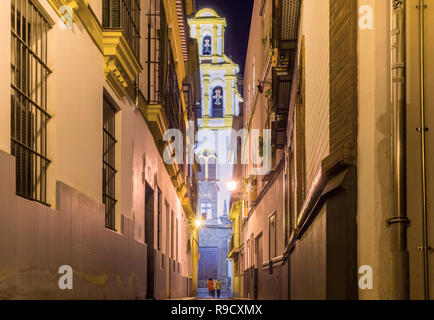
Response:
[202,35,212,55]
[211,86,224,118]
[200,203,213,220]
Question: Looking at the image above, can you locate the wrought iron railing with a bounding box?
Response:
[145,0,165,104]
[103,0,141,59]
[271,0,300,148]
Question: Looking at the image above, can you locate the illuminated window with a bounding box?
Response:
[202,35,212,55]
[11,0,51,205]
[211,86,224,117]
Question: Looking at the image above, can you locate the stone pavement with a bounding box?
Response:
[197,288,232,299]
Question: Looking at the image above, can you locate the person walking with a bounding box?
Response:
[207,278,214,297]
[216,279,221,298]
[212,279,217,298]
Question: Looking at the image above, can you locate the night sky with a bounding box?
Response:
[196,0,254,73]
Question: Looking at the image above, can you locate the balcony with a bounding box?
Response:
[271,0,300,149]
[228,233,241,259]
[141,0,200,218]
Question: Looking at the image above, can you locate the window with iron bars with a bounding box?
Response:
[11,0,51,205]
[103,97,118,231]
[145,0,166,104]
[102,0,141,59]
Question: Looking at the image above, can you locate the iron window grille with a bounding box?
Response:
[145,0,166,104]
[103,97,118,230]
[102,0,141,59]
[11,0,52,205]
[145,0,185,140]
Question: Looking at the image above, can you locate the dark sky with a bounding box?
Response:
[196,0,254,73]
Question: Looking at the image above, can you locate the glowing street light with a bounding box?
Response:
[226,180,238,192]
[195,218,202,228]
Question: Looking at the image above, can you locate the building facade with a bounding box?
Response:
[0,0,201,299]
[230,0,434,300]
[188,8,243,293]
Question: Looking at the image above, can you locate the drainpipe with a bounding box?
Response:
[388,0,410,300]
[416,0,430,300]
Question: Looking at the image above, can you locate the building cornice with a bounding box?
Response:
[141,104,195,218]
[47,0,142,100]
[189,17,227,28]
[48,0,196,218]
[103,31,143,99]
[242,157,285,229]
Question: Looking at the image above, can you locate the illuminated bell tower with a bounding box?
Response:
[188,9,243,293]
[189,8,243,129]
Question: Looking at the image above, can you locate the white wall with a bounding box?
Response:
[301,0,330,188]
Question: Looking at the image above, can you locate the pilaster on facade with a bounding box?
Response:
[203,74,211,116]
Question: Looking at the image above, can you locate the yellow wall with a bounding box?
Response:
[0,0,11,154]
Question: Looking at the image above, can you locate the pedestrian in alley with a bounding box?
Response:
[208,278,214,297]
[216,279,221,298]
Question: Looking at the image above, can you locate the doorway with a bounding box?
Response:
[145,182,155,299]
[255,234,263,299]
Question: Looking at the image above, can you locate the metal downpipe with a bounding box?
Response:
[417,0,430,300]
[389,0,410,300]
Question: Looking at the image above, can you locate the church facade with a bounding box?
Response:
[189,8,243,291]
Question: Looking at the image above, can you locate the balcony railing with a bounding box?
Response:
[228,233,241,258]
[103,0,141,59]
[271,0,300,149]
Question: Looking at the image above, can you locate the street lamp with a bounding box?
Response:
[195,218,202,228]
[192,213,205,298]
[226,180,238,192]
[194,213,206,229]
